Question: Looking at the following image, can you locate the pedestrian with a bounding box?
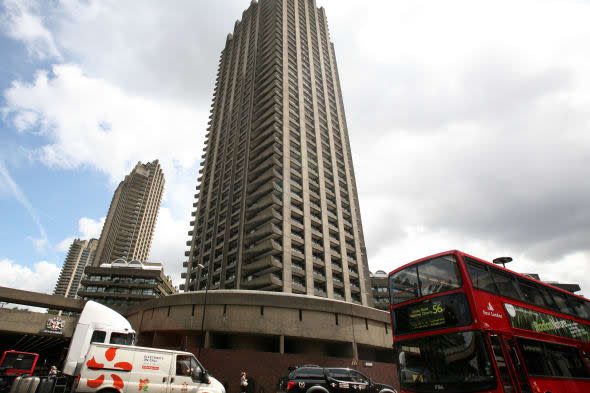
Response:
[48,366,58,380]
[240,371,248,393]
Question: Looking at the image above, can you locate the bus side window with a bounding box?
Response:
[490,270,522,300]
[90,330,106,343]
[568,296,590,320]
[465,259,497,293]
[545,343,590,378]
[552,291,575,315]
[537,286,557,310]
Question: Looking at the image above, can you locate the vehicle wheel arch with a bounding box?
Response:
[378,389,396,393]
[306,386,329,393]
[97,388,120,393]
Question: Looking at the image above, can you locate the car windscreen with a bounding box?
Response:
[395,331,496,393]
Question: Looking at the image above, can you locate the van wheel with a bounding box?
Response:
[98,388,120,393]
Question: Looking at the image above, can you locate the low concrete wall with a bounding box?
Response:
[126,290,393,349]
[125,291,398,393]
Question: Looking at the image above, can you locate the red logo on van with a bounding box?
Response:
[85,348,133,390]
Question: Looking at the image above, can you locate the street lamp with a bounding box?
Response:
[196,263,209,359]
[493,256,513,269]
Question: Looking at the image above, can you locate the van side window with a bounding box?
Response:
[190,357,202,380]
[176,355,192,376]
[90,330,106,343]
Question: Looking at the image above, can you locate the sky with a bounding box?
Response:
[1,0,590,298]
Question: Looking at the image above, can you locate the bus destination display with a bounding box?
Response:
[505,303,590,342]
[393,292,472,335]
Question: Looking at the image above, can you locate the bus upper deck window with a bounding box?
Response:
[417,255,461,296]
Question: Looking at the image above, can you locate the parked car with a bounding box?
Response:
[277,366,396,393]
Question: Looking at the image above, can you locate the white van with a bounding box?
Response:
[76,343,225,393]
[63,301,136,377]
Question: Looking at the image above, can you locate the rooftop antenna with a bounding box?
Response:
[493,256,513,269]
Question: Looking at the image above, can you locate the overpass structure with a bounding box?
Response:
[0,286,85,369]
[0,286,85,312]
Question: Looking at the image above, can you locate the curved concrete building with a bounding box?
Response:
[125,291,396,393]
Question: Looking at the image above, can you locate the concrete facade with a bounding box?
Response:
[370,270,389,311]
[125,290,396,393]
[54,238,98,299]
[183,0,372,308]
[79,260,176,309]
[94,160,164,266]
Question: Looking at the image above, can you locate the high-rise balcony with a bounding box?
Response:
[243,237,282,259]
[246,181,281,206]
[248,155,281,181]
[242,271,282,291]
[244,219,282,244]
[248,143,281,165]
[242,253,282,275]
[246,193,281,218]
[250,136,276,159]
[249,145,281,172]
[247,167,280,194]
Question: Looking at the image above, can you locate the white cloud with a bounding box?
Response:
[4,65,207,183]
[0,160,49,253]
[0,0,61,59]
[148,207,189,287]
[27,235,48,253]
[2,0,590,299]
[57,216,105,252]
[56,236,75,253]
[78,216,105,239]
[317,0,590,293]
[0,258,61,294]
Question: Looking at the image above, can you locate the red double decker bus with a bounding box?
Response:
[388,250,590,393]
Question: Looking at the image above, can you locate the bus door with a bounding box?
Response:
[502,337,532,393]
[487,334,518,393]
[581,347,590,373]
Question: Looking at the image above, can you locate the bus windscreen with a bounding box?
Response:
[393,292,472,335]
[395,331,496,393]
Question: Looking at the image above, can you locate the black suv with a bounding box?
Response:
[277,366,396,393]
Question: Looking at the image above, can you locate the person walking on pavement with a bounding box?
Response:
[48,366,58,380]
[240,371,248,393]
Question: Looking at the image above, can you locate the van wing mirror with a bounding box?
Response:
[199,370,210,384]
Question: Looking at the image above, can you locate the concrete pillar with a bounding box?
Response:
[280,335,285,354]
[351,341,358,360]
[204,331,211,348]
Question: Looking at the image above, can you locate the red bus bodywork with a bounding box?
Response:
[0,350,39,376]
[389,250,590,393]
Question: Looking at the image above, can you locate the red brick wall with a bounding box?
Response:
[192,347,399,393]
